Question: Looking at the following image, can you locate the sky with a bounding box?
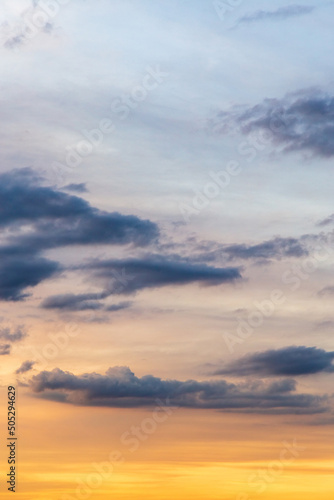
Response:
[0,1,334,499]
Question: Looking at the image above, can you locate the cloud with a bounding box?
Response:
[213,346,334,377]
[173,235,309,268]
[41,292,132,313]
[1,1,55,50]
[223,237,308,261]
[0,255,60,301]
[211,88,334,158]
[105,302,132,312]
[0,170,242,302]
[41,292,109,311]
[15,360,36,374]
[0,168,159,301]
[0,326,27,355]
[0,169,159,248]
[84,256,242,295]
[318,286,334,296]
[0,326,26,342]
[0,344,11,355]
[29,366,327,414]
[237,5,315,25]
[0,168,89,226]
[18,212,158,250]
[62,183,89,193]
[317,214,334,226]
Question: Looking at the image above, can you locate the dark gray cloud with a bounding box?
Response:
[0,169,158,248]
[41,292,109,311]
[214,346,334,377]
[62,183,89,193]
[0,168,159,301]
[0,169,243,302]
[0,168,89,226]
[41,292,131,313]
[211,88,334,158]
[84,256,242,295]
[17,212,158,250]
[237,5,315,25]
[15,360,36,374]
[29,366,327,414]
[0,255,60,301]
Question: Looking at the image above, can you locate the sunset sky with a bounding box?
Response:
[0,1,334,499]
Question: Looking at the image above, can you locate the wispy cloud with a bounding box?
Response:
[41,293,132,313]
[237,5,315,26]
[15,360,36,374]
[0,326,27,355]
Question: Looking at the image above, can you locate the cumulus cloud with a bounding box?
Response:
[211,88,334,158]
[213,346,334,377]
[237,5,315,25]
[29,366,327,414]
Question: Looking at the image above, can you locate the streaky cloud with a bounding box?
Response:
[237,5,315,25]
[83,256,242,295]
[213,346,334,377]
